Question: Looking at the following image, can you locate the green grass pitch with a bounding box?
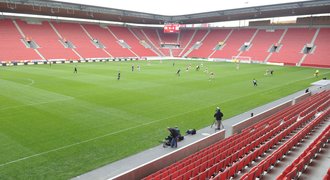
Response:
[0,60,329,179]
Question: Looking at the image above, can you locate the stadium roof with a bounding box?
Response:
[1,0,330,24]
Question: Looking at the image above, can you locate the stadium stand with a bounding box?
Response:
[176,29,196,57]
[187,29,231,58]
[51,22,109,59]
[141,28,166,56]
[15,20,79,60]
[129,27,161,56]
[83,24,136,57]
[302,28,330,68]
[240,29,284,62]
[142,90,330,180]
[158,30,179,45]
[1,18,330,68]
[267,28,317,65]
[181,29,209,57]
[210,29,257,59]
[0,19,41,61]
[276,125,330,179]
[108,26,156,57]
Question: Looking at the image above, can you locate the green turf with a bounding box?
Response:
[0,60,329,179]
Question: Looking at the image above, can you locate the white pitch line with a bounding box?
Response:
[25,78,35,86]
[0,97,74,111]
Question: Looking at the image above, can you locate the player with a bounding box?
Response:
[265,69,270,76]
[209,72,215,81]
[235,60,240,70]
[196,65,200,71]
[131,64,134,72]
[117,71,121,80]
[253,78,257,86]
[314,70,319,77]
[176,69,181,76]
[204,67,209,73]
[73,65,77,73]
[137,65,140,71]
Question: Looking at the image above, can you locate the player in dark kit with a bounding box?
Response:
[176,69,181,76]
[253,78,257,86]
[74,66,77,73]
[117,71,121,80]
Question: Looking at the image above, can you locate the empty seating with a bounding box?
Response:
[302,28,330,68]
[109,26,156,57]
[188,29,231,58]
[83,24,136,57]
[0,19,41,61]
[142,90,330,180]
[277,124,330,179]
[1,17,329,68]
[240,29,284,62]
[268,28,317,65]
[211,29,256,59]
[16,20,79,60]
[52,22,109,59]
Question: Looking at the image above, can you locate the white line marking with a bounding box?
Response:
[25,78,35,86]
[0,98,74,111]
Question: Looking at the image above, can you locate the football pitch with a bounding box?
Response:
[0,60,328,179]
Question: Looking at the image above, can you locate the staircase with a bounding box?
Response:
[179,29,197,57]
[297,28,320,66]
[13,19,45,60]
[264,28,288,62]
[208,29,233,58]
[235,29,260,58]
[141,29,165,56]
[129,28,161,56]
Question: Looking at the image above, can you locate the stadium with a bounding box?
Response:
[0,0,330,180]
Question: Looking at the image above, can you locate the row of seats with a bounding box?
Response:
[277,124,330,179]
[242,109,329,180]
[143,91,329,180]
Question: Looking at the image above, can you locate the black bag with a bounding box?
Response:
[178,135,184,141]
[186,129,196,135]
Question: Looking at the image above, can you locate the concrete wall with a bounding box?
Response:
[293,92,311,104]
[113,130,225,180]
[231,101,292,135]
[231,92,311,135]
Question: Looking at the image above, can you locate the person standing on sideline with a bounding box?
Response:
[117,71,121,80]
[253,78,257,86]
[74,65,78,73]
[214,107,224,130]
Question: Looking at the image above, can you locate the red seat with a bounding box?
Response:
[228,162,238,178]
[219,168,229,180]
